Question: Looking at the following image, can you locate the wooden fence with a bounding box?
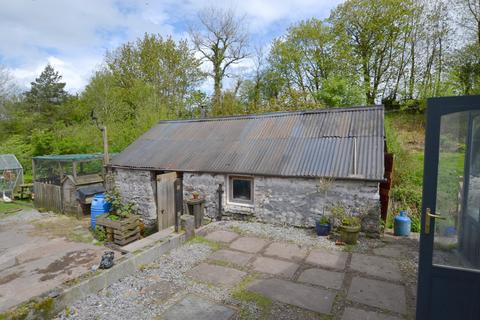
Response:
[34,182,63,213]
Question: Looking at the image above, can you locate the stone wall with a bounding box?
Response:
[112,168,157,229]
[183,173,381,236]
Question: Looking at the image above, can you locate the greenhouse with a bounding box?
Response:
[0,154,23,198]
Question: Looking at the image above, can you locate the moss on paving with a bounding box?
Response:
[231,275,272,320]
[188,236,221,251]
[0,297,54,320]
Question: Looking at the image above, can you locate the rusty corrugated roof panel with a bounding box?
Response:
[110,106,385,180]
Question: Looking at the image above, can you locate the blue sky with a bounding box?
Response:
[0,0,343,93]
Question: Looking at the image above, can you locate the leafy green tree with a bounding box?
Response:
[104,33,205,119]
[330,0,416,104]
[25,64,68,112]
[448,43,480,95]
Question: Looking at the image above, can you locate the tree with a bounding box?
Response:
[456,0,480,45]
[190,7,249,114]
[25,64,68,113]
[104,33,204,119]
[449,43,480,94]
[266,18,361,108]
[330,0,416,104]
[0,65,17,119]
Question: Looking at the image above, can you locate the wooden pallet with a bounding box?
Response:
[97,214,141,246]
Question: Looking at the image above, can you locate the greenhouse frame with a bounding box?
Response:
[0,154,23,197]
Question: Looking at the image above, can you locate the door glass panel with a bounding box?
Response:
[433,110,480,270]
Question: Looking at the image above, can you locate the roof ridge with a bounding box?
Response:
[157,105,384,124]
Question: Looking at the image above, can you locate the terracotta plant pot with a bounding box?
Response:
[192,193,199,200]
[339,224,361,245]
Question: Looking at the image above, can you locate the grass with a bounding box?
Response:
[385,112,468,233]
[231,275,272,320]
[385,113,426,231]
[0,200,33,214]
[187,236,221,251]
[31,215,95,244]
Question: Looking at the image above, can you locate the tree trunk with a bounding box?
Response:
[213,67,222,115]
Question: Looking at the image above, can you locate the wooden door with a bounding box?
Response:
[156,172,177,230]
[416,95,480,320]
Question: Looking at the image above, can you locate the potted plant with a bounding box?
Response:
[315,216,331,236]
[330,202,362,245]
[96,190,141,246]
[192,191,200,200]
[339,216,361,245]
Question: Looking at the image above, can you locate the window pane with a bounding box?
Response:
[433,111,480,270]
[233,179,251,201]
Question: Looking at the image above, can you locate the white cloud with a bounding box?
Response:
[0,0,342,93]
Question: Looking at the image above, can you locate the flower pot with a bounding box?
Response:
[339,224,361,245]
[192,194,199,200]
[315,221,331,236]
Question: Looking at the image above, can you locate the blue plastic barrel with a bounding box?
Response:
[91,194,111,229]
[394,210,411,236]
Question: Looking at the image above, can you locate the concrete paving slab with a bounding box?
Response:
[251,256,299,278]
[305,249,348,270]
[263,242,308,261]
[350,254,402,281]
[187,263,246,287]
[209,249,253,267]
[162,294,236,320]
[205,230,239,243]
[372,245,407,259]
[298,268,344,289]
[342,307,403,320]
[229,237,268,253]
[0,210,106,312]
[247,278,336,314]
[347,277,406,314]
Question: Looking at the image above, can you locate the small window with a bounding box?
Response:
[229,176,254,205]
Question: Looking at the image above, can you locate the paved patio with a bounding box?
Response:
[162,228,416,320]
[0,209,107,312]
[55,222,418,320]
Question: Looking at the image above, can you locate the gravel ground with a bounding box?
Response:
[204,220,379,253]
[56,243,221,320]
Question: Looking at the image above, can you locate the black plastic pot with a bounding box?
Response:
[315,221,331,236]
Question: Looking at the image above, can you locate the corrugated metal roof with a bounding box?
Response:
[0,154,22,170]
[110,106,385,181]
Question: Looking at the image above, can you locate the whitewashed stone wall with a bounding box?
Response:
[113,168,157,229]
[183,173,381,236]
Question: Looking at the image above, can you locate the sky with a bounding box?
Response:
[0,0,343,93]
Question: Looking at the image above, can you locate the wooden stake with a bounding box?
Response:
[102,126,109,166]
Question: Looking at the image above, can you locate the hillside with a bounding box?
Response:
[385,112,426,231]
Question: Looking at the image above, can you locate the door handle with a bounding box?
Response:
[425,208,446,234]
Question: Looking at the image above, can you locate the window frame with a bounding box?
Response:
[227,175,254,206]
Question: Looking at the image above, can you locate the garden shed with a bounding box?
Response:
[32,153,106,215]
[109,107,387,236]
[0,154,23,197]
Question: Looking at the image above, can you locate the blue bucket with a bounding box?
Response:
[91,193,111,229]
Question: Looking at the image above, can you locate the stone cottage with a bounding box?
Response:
[108,106,386,236]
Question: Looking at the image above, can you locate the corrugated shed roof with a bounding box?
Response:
[0,154,23,170]
[110,106,385,181]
